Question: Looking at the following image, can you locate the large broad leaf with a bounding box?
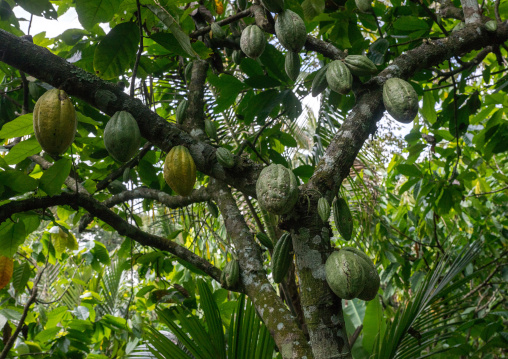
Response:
[0,113,34,140]
[75,0,123,31]
[39,158,71,196]
[0,170,38,193]
[147,4,196,58]
[15,0,57,19]
[94,22,140,80]
[0,220,25,257]
[4,137,41,165]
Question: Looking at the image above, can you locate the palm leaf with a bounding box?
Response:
[370,240,483,359]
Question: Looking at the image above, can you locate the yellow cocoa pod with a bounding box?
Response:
[163,146,196,196]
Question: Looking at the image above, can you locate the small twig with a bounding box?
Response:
[237,110,286,157]
[467,185,508,197]
[463,264,504,300]
[448,60,460,184]
[494,0,501,22]
[131,0,144,98]
[349,324,363,348]
[372,14,384,38]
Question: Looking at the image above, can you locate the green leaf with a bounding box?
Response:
[12,261,31,292]
[94,22,140,80]
[4,137,41,165]
[147,4,196,58]
[75,0,122,30]
[46,306,68,329]
[362,298,384,354]
[15,0,57,19]
[0,170,38,193]
[208,74,248,113]
[0,113,34,139]
[421,91,437,124]
[91,241,110,265]
[39,158,72,196]
[395,164,422,178]
[35,327,61,342]
[301,0,325,19]
[151,32,190,57]
[393,16,430,31]
[0,220,25,257]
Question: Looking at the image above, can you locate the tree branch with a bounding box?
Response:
[460,0,482,24]
[0,193,222,282]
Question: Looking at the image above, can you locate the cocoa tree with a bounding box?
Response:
[0,0,507,358]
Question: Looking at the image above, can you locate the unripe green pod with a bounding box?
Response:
[205,119,218,141]
[325,250,365,299]
[240,25,266,59]
[311,64,329,97]
[232,49,244,65]
[256,164,299,215]
[210,22,226,40]
[485,20,497,32]
[333,197,353,241]
[260,0,284,13]
[256,232,274,250]
[104,111,141,163]
[355,0,372,13]
[272,232,292,283]
[207,201,219,218]
[342,247,379,301]
[344,55,378,76]
[382,78,418,124]
[176,99,188,124]
[318,197,331,222]
[275,10,307,53]
[452,22,465,32]
[216,147,235,168]
[285,52,300,81]
[221,259,240,287]
[326,60,353,95]
[185,62,193,83]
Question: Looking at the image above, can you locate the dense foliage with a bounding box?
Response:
[0,0,507,358]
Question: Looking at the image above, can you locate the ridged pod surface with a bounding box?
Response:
[344,55,378,76]
[333,197,353,241]
[240,25,266,59]
[256,232,274,250]
[256,164,299,214]
[275,10,307,53]
[382,78,419,123]
[216,147,235,168]
[176,99,188,124]
[0,256,13,290]
[232,49,244,64]
[221,259,240,287]
[210,22,226,39]
[318,197,331,222]
[355,0,372,13]
[342,247,379,301]
[485,20,498,32]
[325,250,365,300]
[33,89,77,156]
[285,51,300,81]
[207,201,219,218]
[205,119,218,141]
[260,0,284,13]
[163,146,196,196]
[104,111,141,163]
[311,64,329,97]
[272,232,293,283]
[326,60,353,95]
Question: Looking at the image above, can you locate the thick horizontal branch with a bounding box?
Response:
[0,193,221,281]
[0,29,261,198]
[79,186,211,231]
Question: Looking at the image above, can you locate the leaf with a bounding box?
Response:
[362,298,384,354]
[421,91,437,124]
[393,16,430,31]
[11,261,31,292]
[0,113,34,139]
[0,221,25,257]
[0,170,38,193]
[4,137,41,165]
[302,0,325,19]
[15,0,57,19]
[39,158,71,196]
[150,32,190,57]
[0,256,14,290]
[75,0,122,31]
[147,4,196,58]
[208,74,248,113]
[395,164,422,178]
[91,241,110,265]
[94,22,140,80]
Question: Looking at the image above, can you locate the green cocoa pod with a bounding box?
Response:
[485,20,497,32]
[344,55,378,76]
[207,201,219,218]
[260,0,284,13]
[205,119,218,141]
[342,247,379,301]
[325,250,365,300]
[275,10,307,53]
[256,164,299,215]
[285,51,300,81]
[240,25,266,59]
[452,22,465,32]
[176,99,188,124]
[311,64,329,97]
[185,62,193,83]
[210,22,226,40]
[333,197,353,241]
[232,49,244,65]
[355,0,372,13]
[256,232,274,250]
[382,78,418,124]
[221,259,240,287]
[272,232,293,283]
[104,111,141,163]
[216,147,235,168]
[318,197,331,222]
[326,60,353,95]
